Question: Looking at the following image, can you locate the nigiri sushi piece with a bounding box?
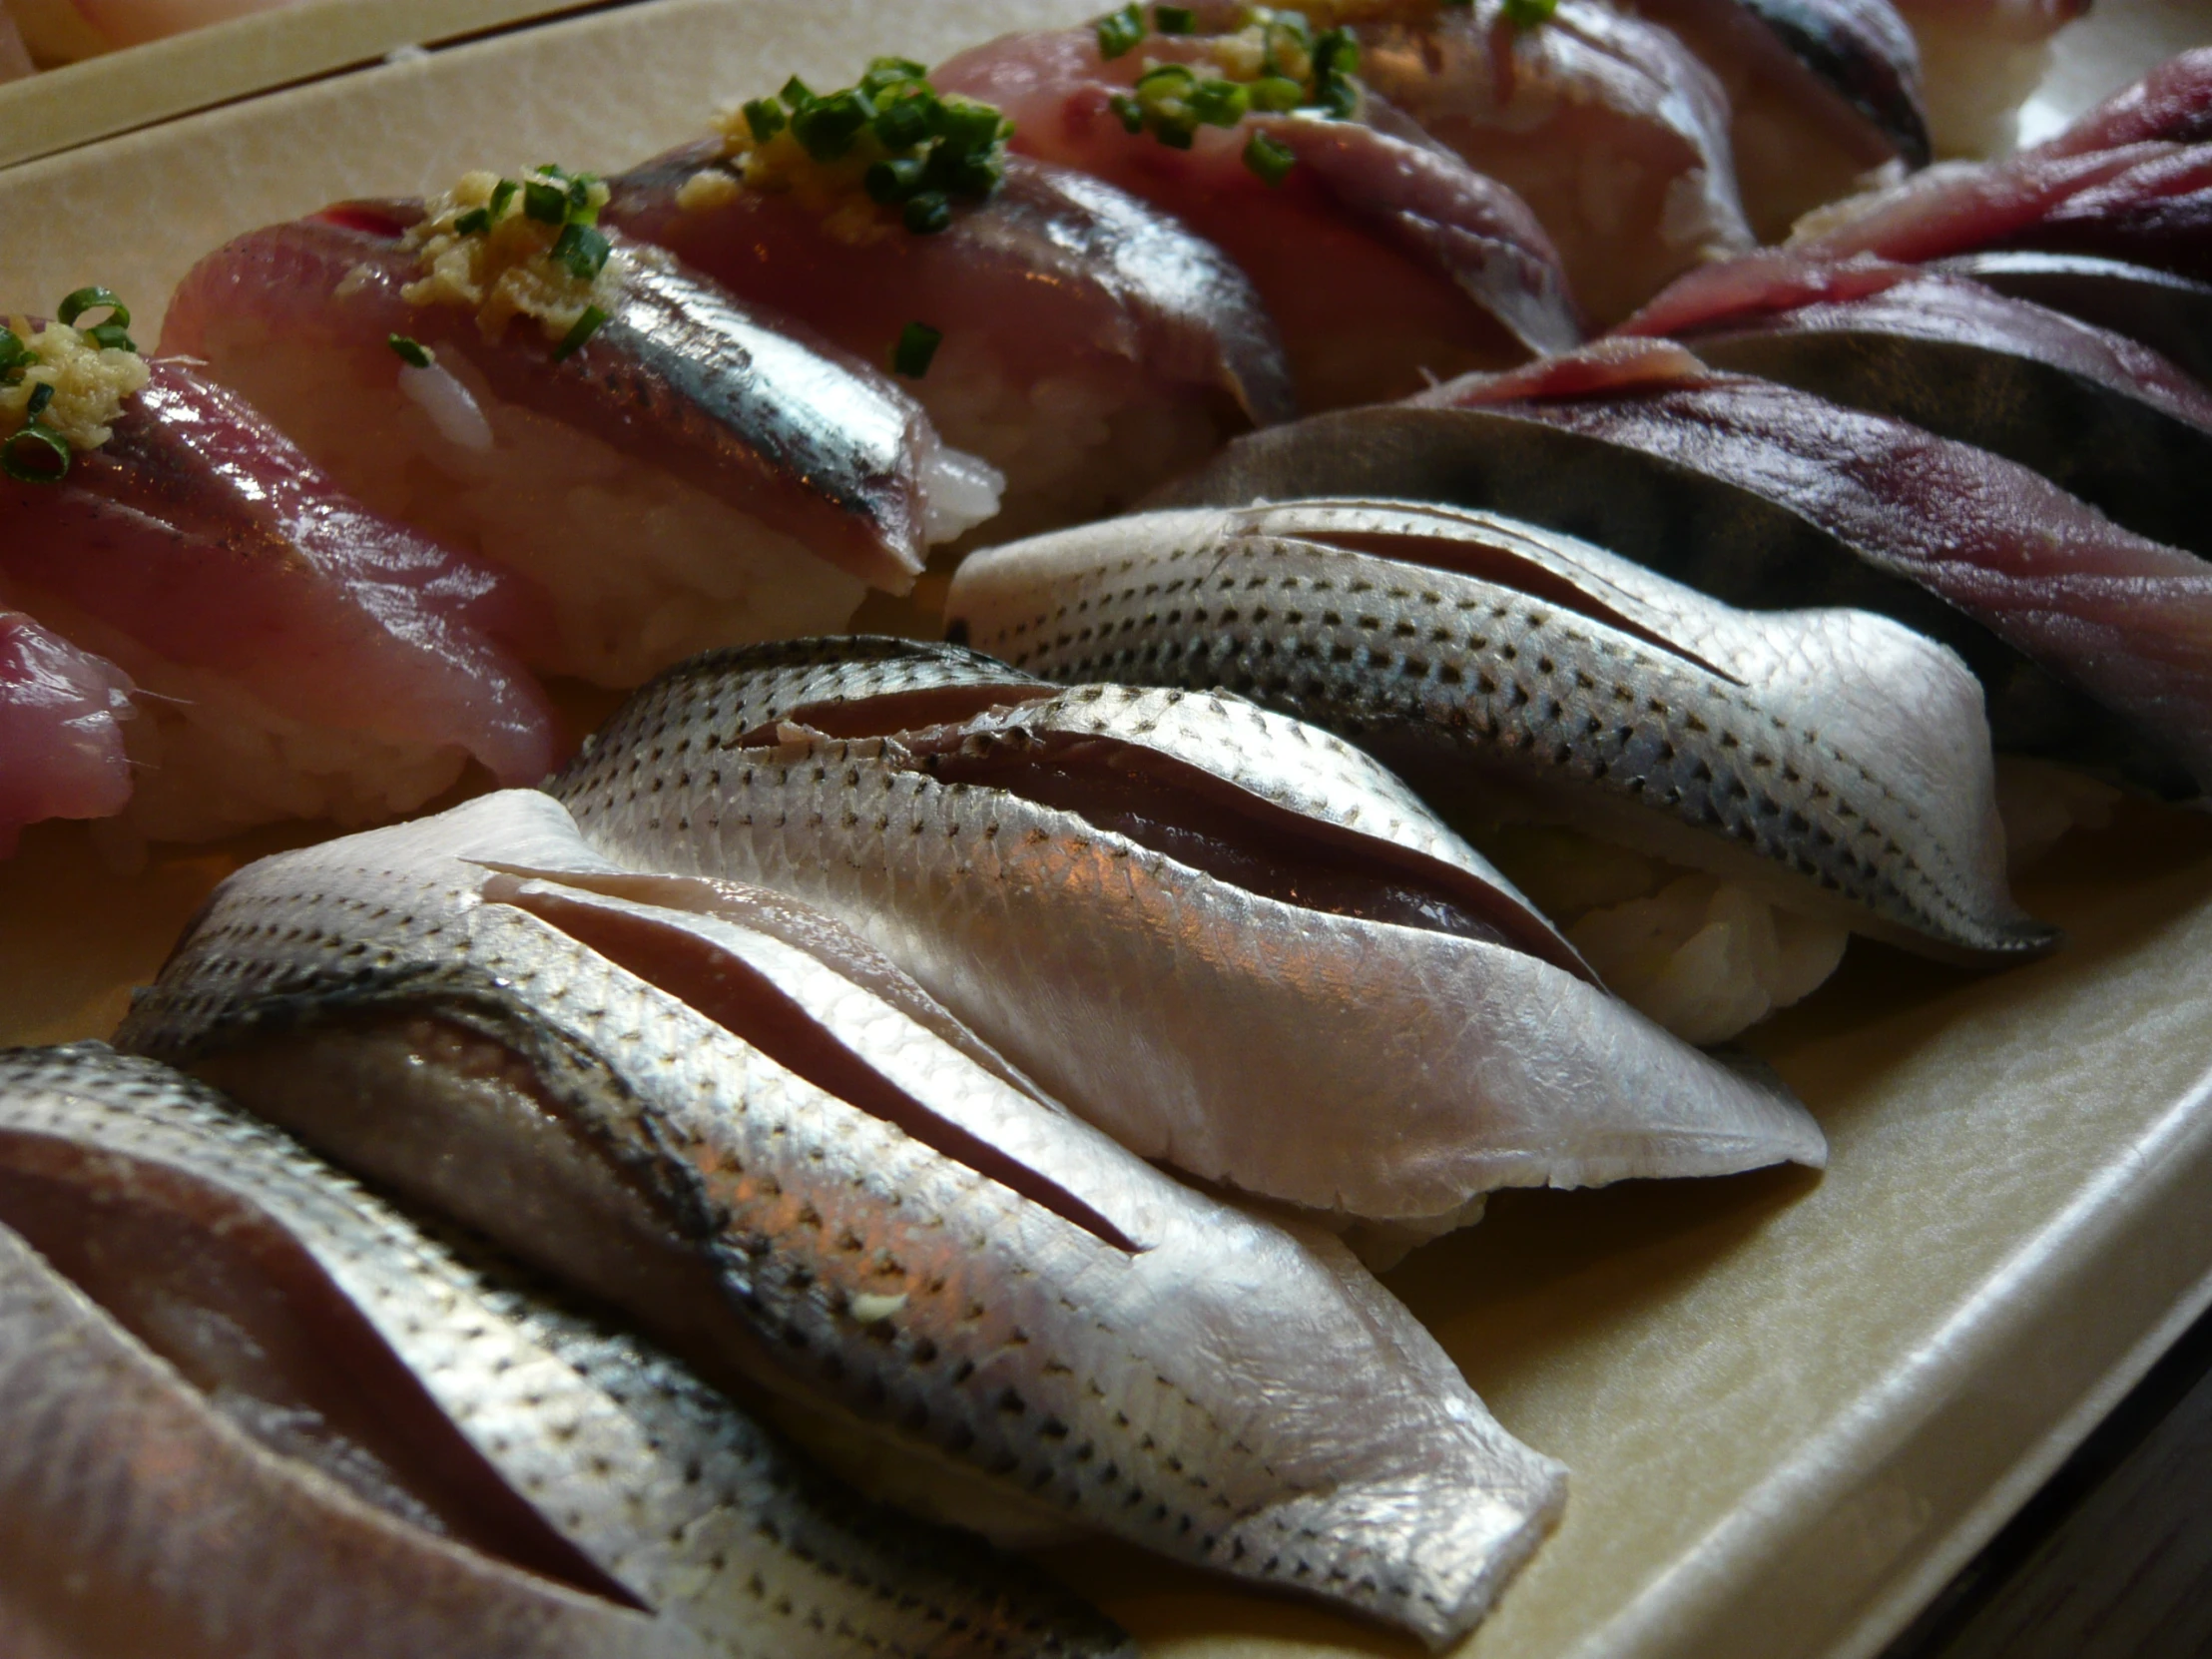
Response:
[1613,0,1929,240]
[1625,253,2212,561]
[0,1042,1131,1659]
[0,305,555,843]
[0,610,132,855]
[162,169,1002,688]
[932,17,1582,408]
[118,788,1573,1645]
[547,638,1825,1230]
[605,64,1294,538]
[1788,137,2212,284]
[1241,0,1752,324]
[944,500,2045,992]
[1152,337,2212,801]
[1929,251,2212,386]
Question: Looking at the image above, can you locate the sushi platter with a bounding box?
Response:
[2,0,2211,1656]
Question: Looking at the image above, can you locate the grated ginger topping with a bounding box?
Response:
[0,317,150,452]
[402,168,629,345]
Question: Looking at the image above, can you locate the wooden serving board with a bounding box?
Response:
[1,4,2208,1656]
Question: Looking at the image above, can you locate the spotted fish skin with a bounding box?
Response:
[946,500,2047,963]
[548,647,1824,1231]
[116,792,1566,1648]
[0,1041,1124,1659]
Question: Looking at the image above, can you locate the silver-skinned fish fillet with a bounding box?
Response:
[944,500,2048,964]
[0,1041,1129,1659]
[546,640,1826,1232]
[116,791,1567,1648]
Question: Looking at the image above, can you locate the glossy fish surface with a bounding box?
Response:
[550,641,1825,1228]
[1929,252,2212,387]
[945,500,2042,962]
[606,149,1294,534]
[1155,340,2212,799]
[117,789,1569,1647]
[0,355,556,838]
[162,208,997,684]
[0,610,132,855]
[931,24,1582,409]
[1627,254,2212,561]
[0,1041,1127,1659]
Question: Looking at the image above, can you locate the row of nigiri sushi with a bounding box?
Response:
[19,610,1871,1647]
[0,7,2150,866]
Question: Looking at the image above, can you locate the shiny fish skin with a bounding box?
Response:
[1930,252,2212,388]
[550,650,1825,1227]
[0,1221,697,1658]
[0,1041,1129,1659]
[117,791,1567,1647]
[945,500,2045,962]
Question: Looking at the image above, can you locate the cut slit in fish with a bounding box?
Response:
[116,790,1571,1648]
[549,640,1825,1230]
[1152,340,2212,802]
[160,206,1000,688]
[945,499,2046,970]
[0,1042,1128,1659]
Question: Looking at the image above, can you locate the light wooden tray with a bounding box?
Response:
[2,4,2208,1657]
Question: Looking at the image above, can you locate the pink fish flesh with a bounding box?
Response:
[0,611,132,856]
[932,25,1581,409]
[604,148,1293,529]
[2033,47,2212,156]
[1930,251,2212,387]
[0,357,555,837]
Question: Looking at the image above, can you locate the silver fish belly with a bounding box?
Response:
[548,645,1826,1231]
[115,790,1566,1647]
[0,1041,1123,1659]
[944,499,2049,963]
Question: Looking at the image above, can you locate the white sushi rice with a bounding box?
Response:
[916,334,1228,540]
[1479,825,1851,1046]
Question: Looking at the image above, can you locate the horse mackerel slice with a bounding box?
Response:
[116,790,1567,1648]
[0,1042,1125,1659]
[548,640,1826,1237]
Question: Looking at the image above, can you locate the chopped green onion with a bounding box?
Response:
[1248,74,1303,111]
[1095,2,1144,58]
[1153,4,1194,32]
[523,179,569,224]
[56,286,128,331]
[2,422,69,483]
[1109,91,1145,132]
[387,334,435,369]
[551,222,612,281]
[860,55,927,94]
[1243,129,1297,185]
[1500,0,1558,24]
[780,74,816,108]
[1135,61,1197,89]
[1153,120,1197,149]
[902,191,952,234]
[944,149,1003,198]
[935,97,1008,152]
[487,178,520,220]
[743,97,788,141]
[553,304,608,361]
[865,155,929,203]
[891,320,942,378]
[871,89,934,149]
[23,382,53,418]
[1189,77,1250,126]
[452,207,493,236]
[0,332,29,385]
[85,322,136,353]
[566,174,601,222]
[792,88,872,160]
